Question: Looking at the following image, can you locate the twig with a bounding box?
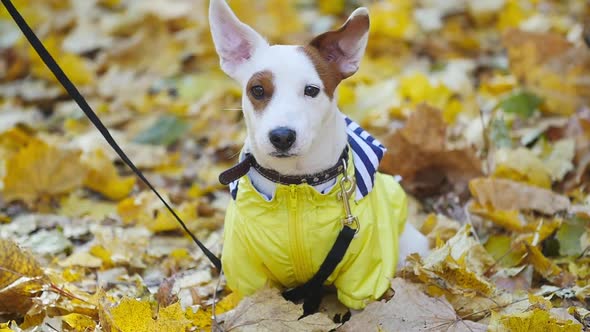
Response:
[211,268,225,331]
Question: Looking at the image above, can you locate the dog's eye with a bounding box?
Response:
[304,85,320,98]
[250,85,265,99]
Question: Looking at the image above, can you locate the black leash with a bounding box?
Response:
[0,0,222,272]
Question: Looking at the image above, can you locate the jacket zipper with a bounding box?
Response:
[288,185,309,283]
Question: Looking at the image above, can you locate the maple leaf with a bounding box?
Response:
[99,298,190,332]
[221,288,338,332]
[2,141,87,207]
[341,278,487,332]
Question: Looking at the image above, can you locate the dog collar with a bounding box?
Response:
[219,147,349,187]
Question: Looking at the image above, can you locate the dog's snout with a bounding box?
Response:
[269,127,296,151]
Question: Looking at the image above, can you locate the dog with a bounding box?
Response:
[209,0,429,310]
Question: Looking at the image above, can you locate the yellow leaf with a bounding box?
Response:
[186,293,240,329]
[0,322,12,332]
[117,191,197,232]
[29,36,95,86]
[399,73,452,110]
[318,0,344,15]
[485,235,526,268]
[89,245,113,268]
[2,141,87,207]
[496,0,532,31]
[58,252,102,269]
[479,74,518,96]
[409,226,495,297]
[489,309,582,332]
[470,202,526,232]
[526,244,574,286]
[82,149,135,200]
[369,0,417,40]
[494,148,552,188]
[59,193,117,220]
[0,239,49,315]
[227,0,302,42]
[99,298,190,332]
[61,313,97,332]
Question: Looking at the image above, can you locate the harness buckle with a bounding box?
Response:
[337,160,360,235]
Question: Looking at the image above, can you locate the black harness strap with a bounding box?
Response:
[283,226,356,315]
[1,0,222,271]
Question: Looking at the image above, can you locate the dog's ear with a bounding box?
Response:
[209,0,269,79]
[309,8,370,79]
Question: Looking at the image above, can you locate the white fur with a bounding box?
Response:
[209,0,429,281]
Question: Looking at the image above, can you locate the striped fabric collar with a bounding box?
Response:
[229,115,386,201]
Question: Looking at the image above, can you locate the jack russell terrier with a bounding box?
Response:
[210,0,429,310]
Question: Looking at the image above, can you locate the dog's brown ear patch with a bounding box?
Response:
[300,46,342,99]
[304,9,369,90]
[246,71,275,111]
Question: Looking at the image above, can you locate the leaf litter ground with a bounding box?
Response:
[1,0,590,331]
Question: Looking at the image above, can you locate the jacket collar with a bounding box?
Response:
[229,116,386,201]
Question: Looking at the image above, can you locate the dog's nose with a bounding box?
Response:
[269,127,296,151]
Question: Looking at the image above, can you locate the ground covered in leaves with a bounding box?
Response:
[1,0,589,331]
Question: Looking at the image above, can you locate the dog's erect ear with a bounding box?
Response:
[309,8,370,79]
[209,0,269,78]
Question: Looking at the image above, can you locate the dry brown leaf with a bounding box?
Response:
[469,178,570,215]
[380,104,482,196]
[0,239,50,315]
[222,288,338,332]
[340,278,487,332]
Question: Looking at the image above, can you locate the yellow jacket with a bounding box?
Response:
[222,118,407,309]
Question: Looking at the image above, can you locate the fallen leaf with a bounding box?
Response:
[340,278,487,332]
[485,235,525,268]
[222,288,338,332]
[134,115,189,146]
[59,193,117,220]
[493,148,552,188]
[99,298,190,332]
[469,178,570,214]
[58,252,102,269]
[82,149,136,201]
[2,142,87,207]
[26,229,72,256]
[404,225,496,300]
[0,239,50,315]
[526,244,575,287]
[380,104,482,196]
[499,91,543,118]
[488,308,582,332]
[556,217,586,256]
[420,213,461,246]
[61,313,97,332]
[117,191,198,233]
[543,139,575,182]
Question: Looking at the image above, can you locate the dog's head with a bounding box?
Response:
[209,0,369,168]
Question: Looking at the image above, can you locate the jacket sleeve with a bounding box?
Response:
[222,201,271,299]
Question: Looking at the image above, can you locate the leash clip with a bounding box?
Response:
[337,160,360,235]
